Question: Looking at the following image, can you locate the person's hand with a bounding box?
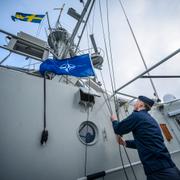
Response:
[116,136,126,146]
[111,114,117,122]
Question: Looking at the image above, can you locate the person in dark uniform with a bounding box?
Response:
[111,95,180,180]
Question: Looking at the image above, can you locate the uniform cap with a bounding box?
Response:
[138,96,154,107]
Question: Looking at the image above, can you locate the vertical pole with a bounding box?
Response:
[46,12,52,33]
[62,0,94,57]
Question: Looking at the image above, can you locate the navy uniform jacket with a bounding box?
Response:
[112,109,175,175]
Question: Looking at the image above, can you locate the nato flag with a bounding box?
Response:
[40,54,95,77]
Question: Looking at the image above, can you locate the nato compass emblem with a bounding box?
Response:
[59,62,76,72]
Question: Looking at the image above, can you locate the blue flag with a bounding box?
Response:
[40,54,95,77]
[11,12,45,23]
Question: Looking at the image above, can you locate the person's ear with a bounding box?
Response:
[139,101,144,107]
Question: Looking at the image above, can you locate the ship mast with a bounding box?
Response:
[47,0,95,59]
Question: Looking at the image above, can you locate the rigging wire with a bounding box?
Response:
[118,103,138,180]
[25,17,45,70]
[86,25,90,54]
[121,108,138,180]
[0,52,11,65]
[91,0,96,34]
[100,71,113,115]
[118,140,129,180]
[115,104,129,180]
[117,0,160,101]
[99,0,115,94]
[84,78,91,176]
[123,142,138,180]
[101,0,138,179]
[106,0,116,91]
[80,1,90,54]
[40,74,48,145]
[99,1,130,179]
[36,17,45,37]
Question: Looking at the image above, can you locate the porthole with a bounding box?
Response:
[78,121,98,145]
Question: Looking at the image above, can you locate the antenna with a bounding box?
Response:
[67,8,81,21]
[54,3,65,28]
[90,34,98,53]
[62,0,93,58]
[90,34,104,70]
[46,12,52,33]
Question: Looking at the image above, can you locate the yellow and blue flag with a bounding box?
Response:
[11,12,45,23]
[40,54,95,77]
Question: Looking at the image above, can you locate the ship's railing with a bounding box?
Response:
[77,149,180,180]
[112,48,180,101]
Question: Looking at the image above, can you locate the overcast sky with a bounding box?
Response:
[1,0,180,101]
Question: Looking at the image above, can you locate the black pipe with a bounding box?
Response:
[87,171,106,180]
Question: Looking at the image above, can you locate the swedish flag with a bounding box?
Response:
[11,12,45,23]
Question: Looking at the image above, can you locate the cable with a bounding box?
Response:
[84,78,91,176]
[100,71,113,115]
[101,1,129,178]
[123,145,138,180]
[99,0,115,94]
[86,25,90,54]
[118,107,138,180]
[84,109,89,176]
[116,108,129,180]
[117,0,160,101]
[36,17,44,37]
[100,70,129,180]
[100,1,128,178]
[91,0,96,34]
[41,74,48,145]
[104,1,138,179]
[106,0,116,91]
[27,58,32,70]
[0,52,11,65]
[119,144,129,180]
[43,76,47,130]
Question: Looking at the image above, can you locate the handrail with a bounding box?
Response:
[77,149,180,180]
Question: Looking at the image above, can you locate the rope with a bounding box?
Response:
[122,109,138,180]
[118,144,129,180]
[84,78,91,176]
[100,70,129,180]
[27,58,32,70]
[24,17,44,70]
[91,0,96,34]
[101,1,138,179]
[106,0,116,91]
[100,1,129,179]
[99,0,115,94]
[123,145,138,180]
[41,74,48,145]
[36,17,44,37]
[117,106,138,180]
[84,110,89,176]
[43,76,47,130]
[117,0,160,100]
[0,52,11,65]
[100,71,113,115]
[116,109,129,180]
[86,24,90,54]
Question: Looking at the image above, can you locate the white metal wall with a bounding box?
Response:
[0,67,180,180]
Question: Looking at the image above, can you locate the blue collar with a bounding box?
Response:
[134,109,148,112]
